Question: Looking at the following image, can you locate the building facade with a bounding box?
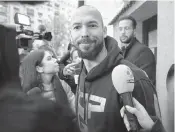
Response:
[0,1,77,29]
[0,0,78,56]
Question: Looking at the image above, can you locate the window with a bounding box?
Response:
[14,7,19,12]
[47,2,52,7]
[0,4,7,14]
[0,3,7,23]
[68,10,71,14]
[13,7,20,17]
[55,3,59,8]
[27,8,34,16]
[38,12,43,17]
[0,15,7,23]
[54,11,59,16]
[143,15,157,62]
[38,19,42,24]
[48,15,52,19]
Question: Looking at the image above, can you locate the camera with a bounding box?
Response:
[14,13,52,49]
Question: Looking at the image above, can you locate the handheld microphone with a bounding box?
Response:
[112,64,139,131]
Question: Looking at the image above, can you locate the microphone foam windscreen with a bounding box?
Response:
[112,65,134,94]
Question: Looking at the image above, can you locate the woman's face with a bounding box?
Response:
[40,51,59,74]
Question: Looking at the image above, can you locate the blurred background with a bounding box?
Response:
[0,0,124,57]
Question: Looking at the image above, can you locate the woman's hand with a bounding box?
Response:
[63,63,78,76]
[120,98,154,131]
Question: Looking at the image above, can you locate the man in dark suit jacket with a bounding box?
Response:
[118,16,156,85]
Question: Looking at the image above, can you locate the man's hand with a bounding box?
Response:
[120,98,154,131]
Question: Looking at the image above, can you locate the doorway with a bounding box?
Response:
[143,15,157,62]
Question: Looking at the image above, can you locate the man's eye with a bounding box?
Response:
[119,27,122,31]
[125,27,130,30]
[73,26,81,30]
[89,24,97,28]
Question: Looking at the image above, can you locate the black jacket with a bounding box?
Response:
[122,38,156,85]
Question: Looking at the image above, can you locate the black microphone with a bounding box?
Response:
[112,64,139,132]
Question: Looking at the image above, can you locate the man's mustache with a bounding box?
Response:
[121,35,128,38]
[77,39,95,44]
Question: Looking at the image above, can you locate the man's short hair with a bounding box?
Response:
[119,16,137,29]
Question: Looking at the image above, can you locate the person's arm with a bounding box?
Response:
[58,63,78,92]
[120,98,166,132]
[134,49,156,85]
[58,64,70,80]
[26,87,42,96]
[60,80,76,114]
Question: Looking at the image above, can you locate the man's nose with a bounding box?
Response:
[120,28,125,34]
[81,26,89,38]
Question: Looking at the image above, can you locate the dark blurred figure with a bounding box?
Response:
[0,24,21,87]
[0,92,79,132]
[59,43,72,65]
[0,24,79,132]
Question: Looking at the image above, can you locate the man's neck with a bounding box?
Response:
[83,44,107,73]
[121,42,130,49]
[121,37,135,48]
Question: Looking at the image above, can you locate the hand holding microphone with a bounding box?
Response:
[27,87,42,96]
[120,98,154,131]
[112,64,139,131]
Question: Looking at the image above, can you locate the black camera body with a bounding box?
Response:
[16,30,52,49]
[14,13,52,49]
[33,31,52,41]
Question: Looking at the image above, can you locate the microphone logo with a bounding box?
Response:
[126,67,134,83]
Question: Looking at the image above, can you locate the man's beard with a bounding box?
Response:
[77,42,104,60]
[120,35,133,44]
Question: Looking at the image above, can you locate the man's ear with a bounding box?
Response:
[36,65,43,73]
[103,26,107,38]
[69,29,73,43]
[133,29,136,37]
